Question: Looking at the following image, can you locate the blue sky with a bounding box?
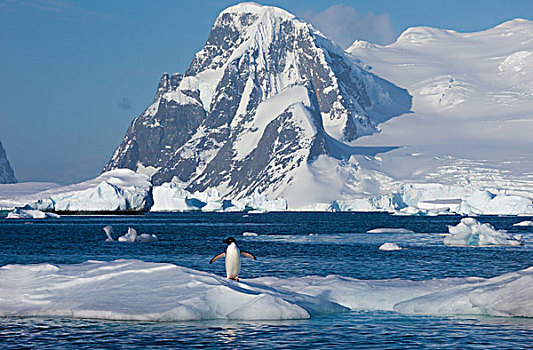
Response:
[1,0,532,184]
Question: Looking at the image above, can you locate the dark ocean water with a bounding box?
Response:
[0,212,532,348]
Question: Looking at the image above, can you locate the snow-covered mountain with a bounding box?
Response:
[104,3,411,209]
[98,5,533,214]
[0,139,16,184]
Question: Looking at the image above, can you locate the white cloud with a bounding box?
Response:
[300,4,397,48]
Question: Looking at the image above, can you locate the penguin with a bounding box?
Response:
[210,237,257,281]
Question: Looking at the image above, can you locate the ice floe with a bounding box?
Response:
[367,228,415,234]
[243,232,259,237]
[116,227,158,243]
[6,207,59,219]
[513,220,533,227]
[444,218,524,246]
[0,260,530,321]
[379,243,403,251]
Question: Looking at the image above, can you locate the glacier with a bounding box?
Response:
[3,169,533,215]
[345,19,533,215]
[0,259,531,321]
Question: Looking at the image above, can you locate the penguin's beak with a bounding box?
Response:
[223,238,229,244]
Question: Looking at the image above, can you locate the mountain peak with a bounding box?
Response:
[219,2,295,19]
[0,139,16,184]
[105,4,411,206]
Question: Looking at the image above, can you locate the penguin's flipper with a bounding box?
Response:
[240,251,257,260]
[209,252,225,264]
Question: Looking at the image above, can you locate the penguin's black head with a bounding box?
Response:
[223,237,236,245]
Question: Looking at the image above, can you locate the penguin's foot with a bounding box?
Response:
[228,277,239,281]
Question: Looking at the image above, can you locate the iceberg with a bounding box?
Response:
[0,260,531,321]
[444,218,524,246]
[513,220,533,227]
[151,183,287,213]
[27,169,152,212]
[6,207,60,219]
[151,182,203,212]
[0,182,60,210]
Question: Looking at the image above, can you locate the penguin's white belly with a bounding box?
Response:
[225,243,241,279]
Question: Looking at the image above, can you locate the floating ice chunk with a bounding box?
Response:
[513,220,533,227]
[116,228,158,243]
[0,260,531,320]
[137,233,158,243]
[367,228,414,234]
[118,227,138,243]
[379,243,402,251]
[444,218,523,246]
[6,207,59,219]
[103,226,114,242]
[243,232,259,237]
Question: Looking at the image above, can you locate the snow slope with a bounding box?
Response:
[345,19,533,212]
[0,259,531,321]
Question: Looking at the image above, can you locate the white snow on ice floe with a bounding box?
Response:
[513,220,533,227]
[444,218,524,246]
[6,207,59,219]
[379,243,402,251]
[367,228,415,234]
[0,260,531,321]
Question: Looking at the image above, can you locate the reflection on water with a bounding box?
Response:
[0,313,531,349]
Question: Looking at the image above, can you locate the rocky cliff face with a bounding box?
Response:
[105,3,410,204]
[0,139,16,184]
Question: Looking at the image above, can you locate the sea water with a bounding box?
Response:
[0,212,532,348]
